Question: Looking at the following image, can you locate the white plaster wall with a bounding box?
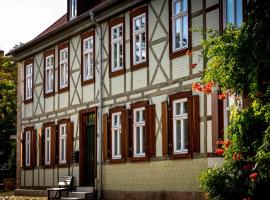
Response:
[44,169,54,186]
[206,0,219,8]
[191,0,203,13]
[25,170,33,186]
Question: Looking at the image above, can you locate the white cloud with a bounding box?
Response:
[0,0,66,53]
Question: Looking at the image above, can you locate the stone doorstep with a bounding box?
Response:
[69,191,94,199]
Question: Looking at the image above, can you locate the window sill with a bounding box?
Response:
[131,156,148,162]
[171,153,192,159]
[131,61,148,72]
[169,47,189,60]
[110,68,125,78]
[44,91,55,98]
[110,158,125,164]
[24,98,33,104]
[58,86,69,94]
[81,78,95,86]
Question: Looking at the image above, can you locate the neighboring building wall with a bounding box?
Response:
[17,0,222,195]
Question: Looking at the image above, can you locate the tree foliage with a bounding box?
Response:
[198,1,270,199]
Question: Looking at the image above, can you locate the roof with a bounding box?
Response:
[35,14,68,39]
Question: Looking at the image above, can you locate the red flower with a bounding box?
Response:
[224,140,231,148]
[250,172,258,181]
[205,82,214,88]
[202,82,214,94]
[216,140,224,145]
[215,148,224,156]
[218,93,226,100]
[186,50,192,56]
[242,164,254,170]
[192,83,203,92]
[190,63,197,68]
[233,153,243,161]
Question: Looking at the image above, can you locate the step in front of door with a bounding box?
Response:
[69,191,94,200]
[76,186,94,193]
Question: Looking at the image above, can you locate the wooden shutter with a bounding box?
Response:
[102,114,108,161]
[192,95,200,153]
[146,105,156,158]
[51,124,57,164]
[161,101,169,156]
[38,128,44,166]
[121,109,130,159]
[66,122,74,164]
[31,129,37,167]
[21,132,26,167]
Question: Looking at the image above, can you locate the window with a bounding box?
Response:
[24,61,33,102]
[172,0,188,51]
[81,30,95,85]
[25,131,31,167]
[44,127,51,165]
[44,50,55,96]
[130,6,148,70]
[111,112,122,159]
[224,0,243,27]
[173,99,188,154]
[111,24,123,72]
[58,42,69,92]
[59,123,67,164]
[133,107,146,157]
[70,0,77,19]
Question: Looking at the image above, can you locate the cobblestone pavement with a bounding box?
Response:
[0,192,46,200]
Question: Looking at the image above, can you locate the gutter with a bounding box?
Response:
[90,11,103,200]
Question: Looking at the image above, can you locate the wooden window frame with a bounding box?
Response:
[223,0,245,28]
[59,123,67,164]
[44,49,55,98]
[22,126,36,169]
[44,126,52,165]
[58,42,70,93]
[169,91,200,159]
[169,0,191,59]
[25,131,31,167]
[133,107,146,158]
[109,106,126,164]
[109,16,125,78]
[24,59,34,104]
[130,6,149,71]
[81,30,95,86]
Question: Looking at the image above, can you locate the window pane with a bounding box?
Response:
[236,0,243,27]
[175,18,181,49]
[141,16,145,28]
[182,0,188,12]
[226,0,234,24]
[46,141,50,162]
[114,115,118,126]
[113,28,118,39]
[136,111,140,122]
[119,43,123,67]
[142,127,145,153]
[176,103,181,115]
[136,127,140,154]
[135,18,140,31]
[182,16,188,47]
[184,119,188,150]
[141,33,146,60]
[142,110,145,121]
[176,120,181,150]
[135,35,140,62]
[114,130,118,156]
[118,131,121,155]
[113,43,117,69]
[61,139,65,160]
[119,26,123,37]
[174,0,180,15]
[183,102,188,114]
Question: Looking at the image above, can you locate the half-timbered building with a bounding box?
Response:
[8,0,247,199]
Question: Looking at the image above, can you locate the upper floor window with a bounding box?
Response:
[111,112,122,159]
[81,30,95,85]
[173,99,188,154]
[44,50,55,96]
[133,107,146,157]
[24,62,33,102]
[111,24,124,72]
[130,7,148,70]
[70,0,77,20]
[45,127,51,165]
[59,123,67,164]
[58,42,69,92]
[172,0,188,52]
[224,0,243,27]
[25,131,31,167]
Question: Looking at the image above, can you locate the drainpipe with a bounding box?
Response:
[90,11,103,200]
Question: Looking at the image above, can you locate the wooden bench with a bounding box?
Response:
[47,176,74,200]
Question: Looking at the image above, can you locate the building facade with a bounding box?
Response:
[9,0,247,199]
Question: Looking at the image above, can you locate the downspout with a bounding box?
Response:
[90,11,103,200]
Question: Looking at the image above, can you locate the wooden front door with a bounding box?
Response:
[79,107,97,186]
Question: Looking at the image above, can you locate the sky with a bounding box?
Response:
[0,0,67,54]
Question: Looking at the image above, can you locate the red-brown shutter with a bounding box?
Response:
[66,122,74,164]
[168,102,173,158]
[102,114,108,161]
[121,109,130,159]
[161,101,169,156]
[192,95,200,153]
[21,132,26,167]
[146,104,156,158]
[51,124,57,164]
[31,129,37,167]
[38,128,44,166]
[212,92,219,151]
[188,97,193,156]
